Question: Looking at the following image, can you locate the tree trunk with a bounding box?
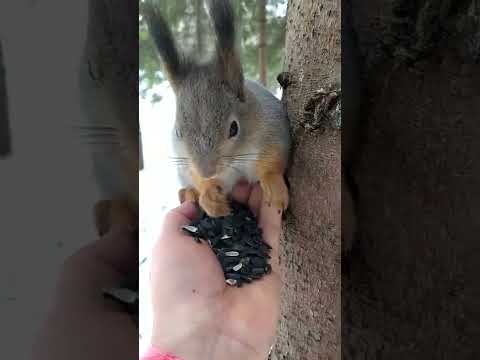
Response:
[77,0,139,214]
[0,39,11,157]
[343,0,480,358]
[273,0,341,359]
[258,0,267,86]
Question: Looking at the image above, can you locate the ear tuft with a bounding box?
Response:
[141,1,187,86]
[208,0,245,101]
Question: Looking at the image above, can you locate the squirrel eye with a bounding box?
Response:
[229,121,239,138]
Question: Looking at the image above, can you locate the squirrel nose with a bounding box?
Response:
[196,160,216,178]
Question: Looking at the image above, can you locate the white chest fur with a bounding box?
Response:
[215,156,259,193]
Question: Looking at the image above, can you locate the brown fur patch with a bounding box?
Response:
[256,145,289,210]
[93,198,136,236]
[179,187,199,203]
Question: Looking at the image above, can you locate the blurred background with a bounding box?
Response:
[0,1,98,359]
[138,0,287,351]
[140,0,287,101]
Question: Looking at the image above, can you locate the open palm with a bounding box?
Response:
[150,183,282,360]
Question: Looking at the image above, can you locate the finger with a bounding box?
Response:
[248,182,263,217]
[162,200,199,230]
[231,180,251,204]
[258,192,283,273]
[63,225,138,283]
[90,225,138,275]
[258,199,282,251]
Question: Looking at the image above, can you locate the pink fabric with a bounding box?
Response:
[140,346,183,360]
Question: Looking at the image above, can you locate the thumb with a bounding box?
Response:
[162,201,199,231]
[89,225,138,275]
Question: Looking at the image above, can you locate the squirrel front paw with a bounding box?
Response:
[199,180,231,217]
[93,198,136,236]
[178,187,199,204]
[260,173,289,212]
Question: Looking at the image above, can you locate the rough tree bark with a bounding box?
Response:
[0,39,11,157]
[78,0,139,215]
[273,0,341,359]
[258,0,267,86]
[343,0,480,358]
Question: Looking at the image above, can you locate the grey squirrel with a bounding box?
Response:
[144,0,291,217]
[78,0,139,235]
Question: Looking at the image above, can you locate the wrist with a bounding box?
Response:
[150,330,211,360]
[150,335,264,360]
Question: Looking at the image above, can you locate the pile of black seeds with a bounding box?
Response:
[182,200,272,287]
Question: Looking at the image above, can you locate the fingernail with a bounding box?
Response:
[182,200,197,210]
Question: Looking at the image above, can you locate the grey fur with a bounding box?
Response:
[148,0,290,190]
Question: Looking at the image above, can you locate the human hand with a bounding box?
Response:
[31,206,138,360]
[150,182,283,360]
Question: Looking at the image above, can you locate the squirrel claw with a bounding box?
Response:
[179,187,199,204]
[199,182,231,217]
[260,174,289,211]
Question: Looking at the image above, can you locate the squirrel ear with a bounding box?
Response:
[142,1,187,87]
[216,51,245,102]
[208,0,245,101]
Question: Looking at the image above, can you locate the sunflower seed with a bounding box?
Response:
[252,267,266,274]
[102,287,138,304]
[265,264,272,274]
[251,257,267,267]
[225,278,237,286]
[233,263,243,271]
[225,273,243,280]
[225,251,240,257]
[182,225,198,233]
[220,257,239,265]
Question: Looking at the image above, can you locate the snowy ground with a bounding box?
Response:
[139,83,180,352]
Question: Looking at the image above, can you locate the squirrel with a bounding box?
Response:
[78,0,139,235]
[144,0,291,218]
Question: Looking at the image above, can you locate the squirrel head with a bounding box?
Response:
[144,0,251,179]
[174,65,247,178]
